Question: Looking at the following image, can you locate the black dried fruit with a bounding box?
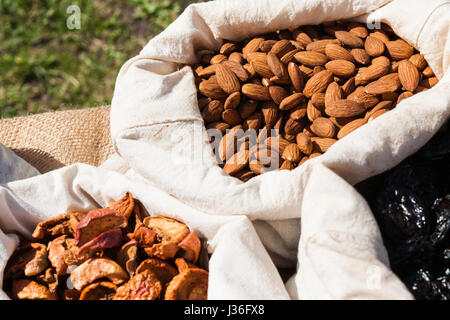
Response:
[356,120,450,300]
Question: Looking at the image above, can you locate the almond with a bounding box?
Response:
[335,31,364,48]
[307,100,322,122]
[282,143,302,163]
[260,40,277,52]
[296,133,313,155]
[280,49,302,64]
[293,29,313,46]
[249,159,269,175]
[351,48,371,65]
[279,93,305,111]
[311,92,325,110]
[364,36,385,57]
[325,99,365,117]
[243,63,256,78]
[398,60,420,92]
[368,109,389,121]
[355,57,390,82]
[303,70,333,97]
[287,62,304,92]
[210,54,227,64]
[409,54,427,71]
[279,160,295,170]
[269,85,289,105]
[325,82,343,109]
[224,92,241,110]
[289,103,308,120]
[341,77,355,97]
[220,42,237,55]
[306,39,340,53]
[206,121,230,134]
[242,37,264,58]
[422,66,434,77]
[270,40,295,58]
[201,100,224,123]
[229,52,244,64]
[337,118,366,139]
[364,73,401,95]
[243,112,262,131]
[364,100,393,120]
[265,136,290,154]
[385,40,414,60]
[218,126,242,162]
[284,118,305,135]
[198,78,227,99]
[311,137,337,153]
[347,87,379,109]
[310,117,336,138]
[267,52,287,79]
[261,101,279,126]
[347,22,368,39]
[294,51,329,67]
[325,44,354,62]
[223,149,250,175]
[370,30,390,44]
[325,60,356,77]
[241,83,271,101]
[397,91,414,103]
[247,52,274,79]
[238,99,257,119]
[197,64,217,78]
[216,64,240,94]
[221,61,249,82]
[222,109,242,126]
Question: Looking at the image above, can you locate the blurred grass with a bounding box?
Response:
[0,0,186,118]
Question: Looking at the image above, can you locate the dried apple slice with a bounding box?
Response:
[117,240,138,277]
[63,289,81,300]
[164,268,208,300]
[78,228,123,254]
[113,270,162,300]
[129,226,156,247]
[108,192,135,221]
[12,279,57,300]
[63,238,94,267]
[36,268,59,295]
[75,208,126,246]
[6,243,49,277]
[142,216,190,260]
[70,258,129,291]
[177,232,201,263]
[136,258,178,285]
[79,281,117,300]
[32,213,85,240]
[48,235,69,275]
[174,258,197,273]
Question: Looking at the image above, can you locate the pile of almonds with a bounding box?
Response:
[193,21,438,181]
[3,193,208,300]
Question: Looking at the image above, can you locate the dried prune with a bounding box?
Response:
[356,120,450,300]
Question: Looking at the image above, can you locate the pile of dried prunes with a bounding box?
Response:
[356,120,450,300]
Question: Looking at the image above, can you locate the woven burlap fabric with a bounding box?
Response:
[0,106,114,173]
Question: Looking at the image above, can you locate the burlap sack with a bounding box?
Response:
[0,106,114,173]
[109,0,450,299]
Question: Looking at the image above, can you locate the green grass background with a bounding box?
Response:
[0,0,198,118]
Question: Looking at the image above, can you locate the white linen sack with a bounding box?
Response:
[110,0,450,299]
[0,163,291,300]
